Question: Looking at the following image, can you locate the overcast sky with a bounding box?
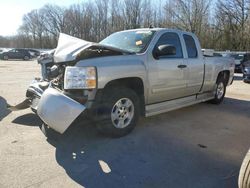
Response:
[0,0,83,36]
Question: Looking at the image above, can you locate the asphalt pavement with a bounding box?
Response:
[0,60,250,188]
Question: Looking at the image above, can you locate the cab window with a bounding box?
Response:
[155,32,183,58]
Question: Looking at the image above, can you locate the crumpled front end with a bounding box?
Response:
[8,32,125,134]
[8,80,86,134]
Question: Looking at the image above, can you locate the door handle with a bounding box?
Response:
[177,65,187,69]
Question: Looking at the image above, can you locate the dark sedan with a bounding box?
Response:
[231,53,244,73]
[0,49,32,60]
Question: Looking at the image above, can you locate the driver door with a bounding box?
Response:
[147,32,188,104]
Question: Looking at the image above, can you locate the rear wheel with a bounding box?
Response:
[24,56,30,60]
[210,75,226,104]
[239,149,250,188]
[95,87,140,137]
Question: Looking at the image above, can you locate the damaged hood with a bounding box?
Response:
[54,33,129,63]
[54,33,92,63]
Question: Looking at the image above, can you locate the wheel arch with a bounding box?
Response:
[102,77,145,116]
[217,70,230,85]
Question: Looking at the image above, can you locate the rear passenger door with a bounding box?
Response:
[183,34,204,95]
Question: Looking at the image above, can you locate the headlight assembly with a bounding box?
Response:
[64,67,96,89]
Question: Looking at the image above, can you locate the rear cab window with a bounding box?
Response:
[183,34,198,58]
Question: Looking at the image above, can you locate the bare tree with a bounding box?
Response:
[110,0,125,32]
[164,0,210,33]
[216,0,250,50]
[123,0,142,29]
[41,4,66,41]
[1,0,249,51]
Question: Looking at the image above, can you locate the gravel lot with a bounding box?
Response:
[0,60,250,188]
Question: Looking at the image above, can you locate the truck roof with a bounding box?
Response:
[118,27,188,33]
[117,28,196,37]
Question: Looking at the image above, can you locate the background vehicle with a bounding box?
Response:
[242,64,250,82]
[227,53,245,73]
[239,149,250,188]
[240,53,250,82]
[9,29,235,137]
[0,48,31,60]
[242,66,250,83]
[241,53,250,68]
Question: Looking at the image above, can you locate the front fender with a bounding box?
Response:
[76,55,147,89]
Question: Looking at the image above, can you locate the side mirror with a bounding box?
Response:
[153,45,176,59]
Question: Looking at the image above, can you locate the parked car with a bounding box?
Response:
[242,63,250,83]
[240,53,250,82]
[227,53,245,73]
[0,48,32,60]
[238,149,250,188]
[241,53,250,68]
[242,67,250,82]
[9,28,234,137]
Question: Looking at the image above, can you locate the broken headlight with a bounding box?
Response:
[64,67,96,89]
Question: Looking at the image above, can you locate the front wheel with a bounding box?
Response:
[95,87,140,137]
[209,76,226,104]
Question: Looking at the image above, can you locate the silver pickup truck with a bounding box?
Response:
[9,28,235,137]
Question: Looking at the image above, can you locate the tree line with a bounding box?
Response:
[1,0,250,51]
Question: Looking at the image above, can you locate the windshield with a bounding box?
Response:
[100,30,155,53]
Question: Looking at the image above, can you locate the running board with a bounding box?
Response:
[145,92,214,117]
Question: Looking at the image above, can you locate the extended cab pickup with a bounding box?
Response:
[9,28,235,137]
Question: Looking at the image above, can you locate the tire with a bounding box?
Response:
[24,56,30,60]
[209,75,226,104]
[239,149,250,188]
[3,55,8,60]
[95,87,140,137]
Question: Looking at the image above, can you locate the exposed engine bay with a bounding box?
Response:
[38,33,130,89]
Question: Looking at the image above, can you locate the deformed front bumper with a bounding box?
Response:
[9,80,86,134]
[37,87,85,133]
